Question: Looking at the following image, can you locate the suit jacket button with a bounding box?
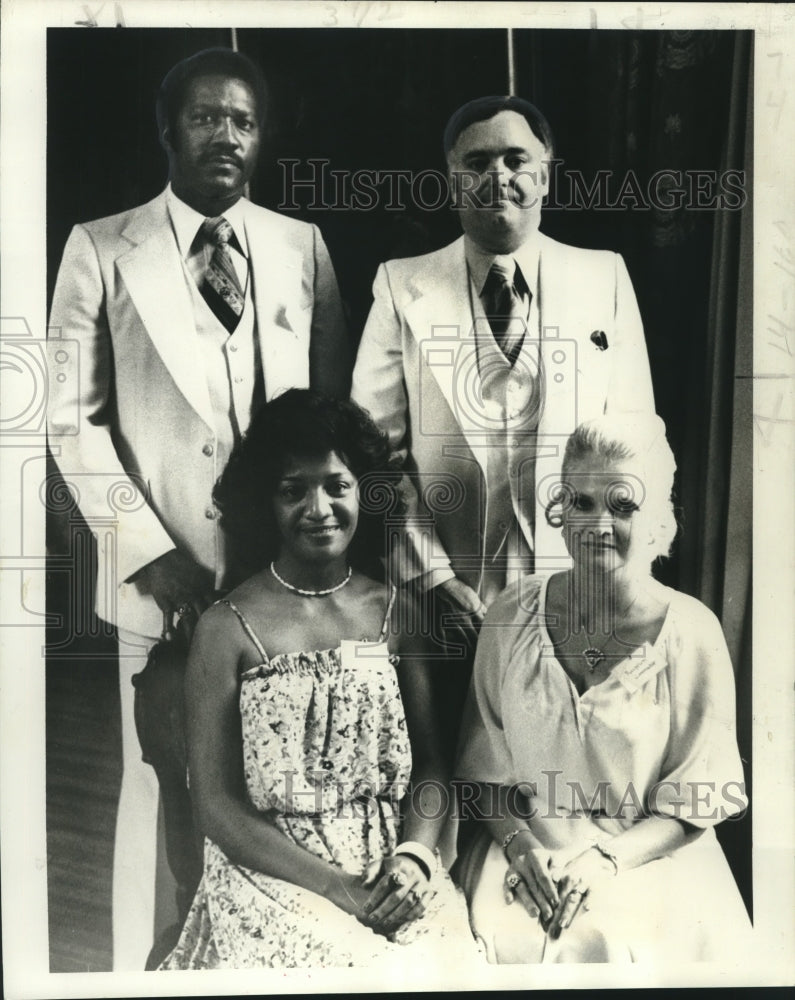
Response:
[202,443,214,457]
[205,507,216,520]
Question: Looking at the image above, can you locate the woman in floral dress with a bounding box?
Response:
[161,390,480,970]
[454,414,752,963]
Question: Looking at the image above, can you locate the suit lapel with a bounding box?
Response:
[404,238,489,474]
[537,234,584,440]
[534,234,612,567]
[537,233,612,438]
[245,208,308,398]
[116,193,214,429]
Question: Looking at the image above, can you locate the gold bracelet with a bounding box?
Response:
[501,828,531,858]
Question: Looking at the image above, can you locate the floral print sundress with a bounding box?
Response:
[161,592,479,970]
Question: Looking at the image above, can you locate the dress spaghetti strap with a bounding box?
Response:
[218,586,396,661]
[378,585,398,643]
[216,599,269,665]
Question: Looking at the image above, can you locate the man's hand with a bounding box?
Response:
[432,577,487,657]
[134,550,215,640]
[435,577,487,622]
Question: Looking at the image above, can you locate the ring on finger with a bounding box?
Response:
[506,872,521,892]
[389,870,407,888]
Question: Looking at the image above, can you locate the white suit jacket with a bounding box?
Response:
[351,232,655,592]
[48,189,350,637]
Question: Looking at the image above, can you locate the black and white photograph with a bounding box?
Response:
[0,1,793,995]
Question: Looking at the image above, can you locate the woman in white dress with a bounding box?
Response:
[454,413,751,963]
[161,389,480,970]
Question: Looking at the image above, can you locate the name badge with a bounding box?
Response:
[339,639,391,672]
[613,643,666,694]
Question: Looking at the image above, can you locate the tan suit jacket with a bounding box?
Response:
[351,232,655,593]
[48,189,350,636]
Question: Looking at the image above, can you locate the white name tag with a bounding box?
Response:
[613,642,667,694]
[339,639,391,672]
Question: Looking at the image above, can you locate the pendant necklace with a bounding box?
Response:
[578,591,641,672]
[270,561,352,597]
[582,646,606,672]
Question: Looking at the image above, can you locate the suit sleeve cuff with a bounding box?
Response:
[115,540,177,587]
[418,568,457,593]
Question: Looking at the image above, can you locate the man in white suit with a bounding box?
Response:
[48,48,349,968]
[351,95,654,753]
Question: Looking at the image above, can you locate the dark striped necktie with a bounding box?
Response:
[201,216,245,332]
[484,258,529,365]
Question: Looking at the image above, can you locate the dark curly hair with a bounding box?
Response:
[214,389,405,580]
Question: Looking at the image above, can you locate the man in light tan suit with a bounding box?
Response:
[47,48,349,969]
[352,95,654,762]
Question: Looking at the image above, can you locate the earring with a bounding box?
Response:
[545,499,564,529]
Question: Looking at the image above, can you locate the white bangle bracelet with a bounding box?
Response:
[393,841,438,880]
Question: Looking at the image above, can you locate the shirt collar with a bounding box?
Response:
[166,183,249,259]
[464,231,540,298]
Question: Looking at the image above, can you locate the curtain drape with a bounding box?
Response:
[688,34,753,914]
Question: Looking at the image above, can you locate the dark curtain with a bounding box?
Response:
[686,35,753,911]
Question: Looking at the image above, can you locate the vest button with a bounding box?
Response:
[202,443,214,457]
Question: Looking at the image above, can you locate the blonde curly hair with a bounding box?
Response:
[561,413,678,560]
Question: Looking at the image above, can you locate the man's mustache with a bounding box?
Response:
[454,187,539,210]
[202,151,244,168]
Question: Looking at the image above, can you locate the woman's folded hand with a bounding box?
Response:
[328,869,378,927]
[361,855,430,936]
[546,845,617,939]
[503,846,562,929]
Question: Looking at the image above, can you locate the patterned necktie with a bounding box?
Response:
[484,258,529,365]
[201,216,245,333]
